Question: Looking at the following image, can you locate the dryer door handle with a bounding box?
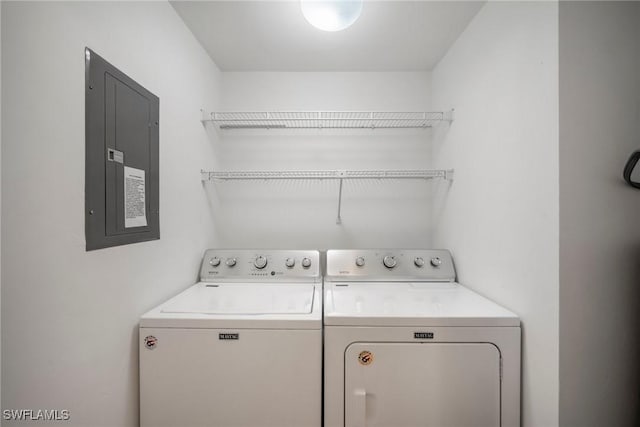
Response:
[352,388,367,427]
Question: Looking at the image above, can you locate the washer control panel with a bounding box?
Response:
[200,249,320,282]
[325,249,456,282]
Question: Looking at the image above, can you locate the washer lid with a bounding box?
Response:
[324,282,519,327]
[161,283,315,315]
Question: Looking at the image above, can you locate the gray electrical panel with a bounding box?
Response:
[85,48,159,250]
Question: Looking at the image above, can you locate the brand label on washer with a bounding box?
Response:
[219,333,239,340]
[144,335,158,349]
[358,351,373,366]
[414,332,434,339]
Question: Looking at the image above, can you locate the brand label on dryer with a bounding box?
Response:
[414,332,434,339]
[219,333,239,340]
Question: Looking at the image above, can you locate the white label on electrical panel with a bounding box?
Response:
[124,166,147,228]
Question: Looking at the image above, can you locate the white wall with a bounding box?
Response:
[559,2,640,426]
[213,71,434,249]
[1,2,220,425]
[431,3,559,427]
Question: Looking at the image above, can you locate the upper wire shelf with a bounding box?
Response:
[202,111,454,130]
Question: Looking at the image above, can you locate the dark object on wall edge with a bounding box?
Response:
[623,150,640,190]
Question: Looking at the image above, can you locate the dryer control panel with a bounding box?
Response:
[326,249,456,282]
[200,249,321,283]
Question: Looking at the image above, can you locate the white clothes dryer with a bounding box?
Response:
[140,249,322,427]
[324,249,521,427]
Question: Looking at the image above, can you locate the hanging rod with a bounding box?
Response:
[201,169,454,224]
[201,110,455,130]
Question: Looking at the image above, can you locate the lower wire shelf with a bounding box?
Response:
[201,169,453,181]
[201,169,454,224]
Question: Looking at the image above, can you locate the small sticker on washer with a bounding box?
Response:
[358,351,373,366]
[219,333,239,340]
[144,335,158,350]
[414,332,434,339]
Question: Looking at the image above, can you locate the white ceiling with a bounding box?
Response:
[170,1,485,72]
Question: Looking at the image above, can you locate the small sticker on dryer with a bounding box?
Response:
[144,335,158,349]
[358,351,373,366]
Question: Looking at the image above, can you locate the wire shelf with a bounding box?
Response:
[201,169,454,224]
[201,169,453,181]
[202,111,454,130]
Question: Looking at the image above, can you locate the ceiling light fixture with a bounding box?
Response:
[300,0,363,32]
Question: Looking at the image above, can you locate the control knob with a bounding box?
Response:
[430,257,442,267]
[254,255,268,269]
[414,257,425,267]
[383,255,397,269]
[226,258,237,267]
[285,258,296,268]
[355,256,365,267]
[301,257,312,268]
[209,257,221,267]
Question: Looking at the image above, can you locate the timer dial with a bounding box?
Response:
[383,255,397,269]
[254,255,268,269]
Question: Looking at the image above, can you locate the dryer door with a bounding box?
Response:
[345,342,501,427]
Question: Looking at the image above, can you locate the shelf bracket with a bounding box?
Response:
[200,109,215,124]
[443,109,456,123]
[336,177,344,225]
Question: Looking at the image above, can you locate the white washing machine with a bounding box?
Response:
[140,249,322,427]
[324,249,521,427]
